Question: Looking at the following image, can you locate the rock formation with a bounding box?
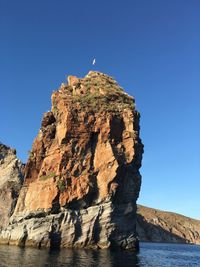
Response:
[137,205,200,244]
[0,71,143,249]
[0,143,23,229]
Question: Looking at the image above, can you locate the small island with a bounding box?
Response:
[0,71,143,250]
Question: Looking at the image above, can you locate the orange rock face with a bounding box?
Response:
[15,71,143,214]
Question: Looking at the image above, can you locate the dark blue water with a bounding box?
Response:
[139,242,200,267]
[0,242,199,267]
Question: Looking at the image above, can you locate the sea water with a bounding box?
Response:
[0,242,199,267]
[139,242,200,267]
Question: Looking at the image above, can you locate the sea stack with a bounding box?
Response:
[0,71,143,250]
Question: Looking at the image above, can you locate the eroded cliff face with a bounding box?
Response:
[0,71,143,249]
[0,143,23,229]
[137,205,200,244]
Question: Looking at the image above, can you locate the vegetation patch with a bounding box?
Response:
[39,172,56,181]
[73,90,134,114]
[57,179,66,193]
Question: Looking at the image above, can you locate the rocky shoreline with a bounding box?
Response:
[137,205,200,245]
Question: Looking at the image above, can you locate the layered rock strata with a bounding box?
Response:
[137,205,200,244]
[0,71,143,249]
[0,143,23,229]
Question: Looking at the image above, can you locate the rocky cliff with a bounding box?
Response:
[137,205,200,244]
[0,143,23,229]
[0,71,143,250]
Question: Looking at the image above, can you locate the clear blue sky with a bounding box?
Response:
[1,0,200,219]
